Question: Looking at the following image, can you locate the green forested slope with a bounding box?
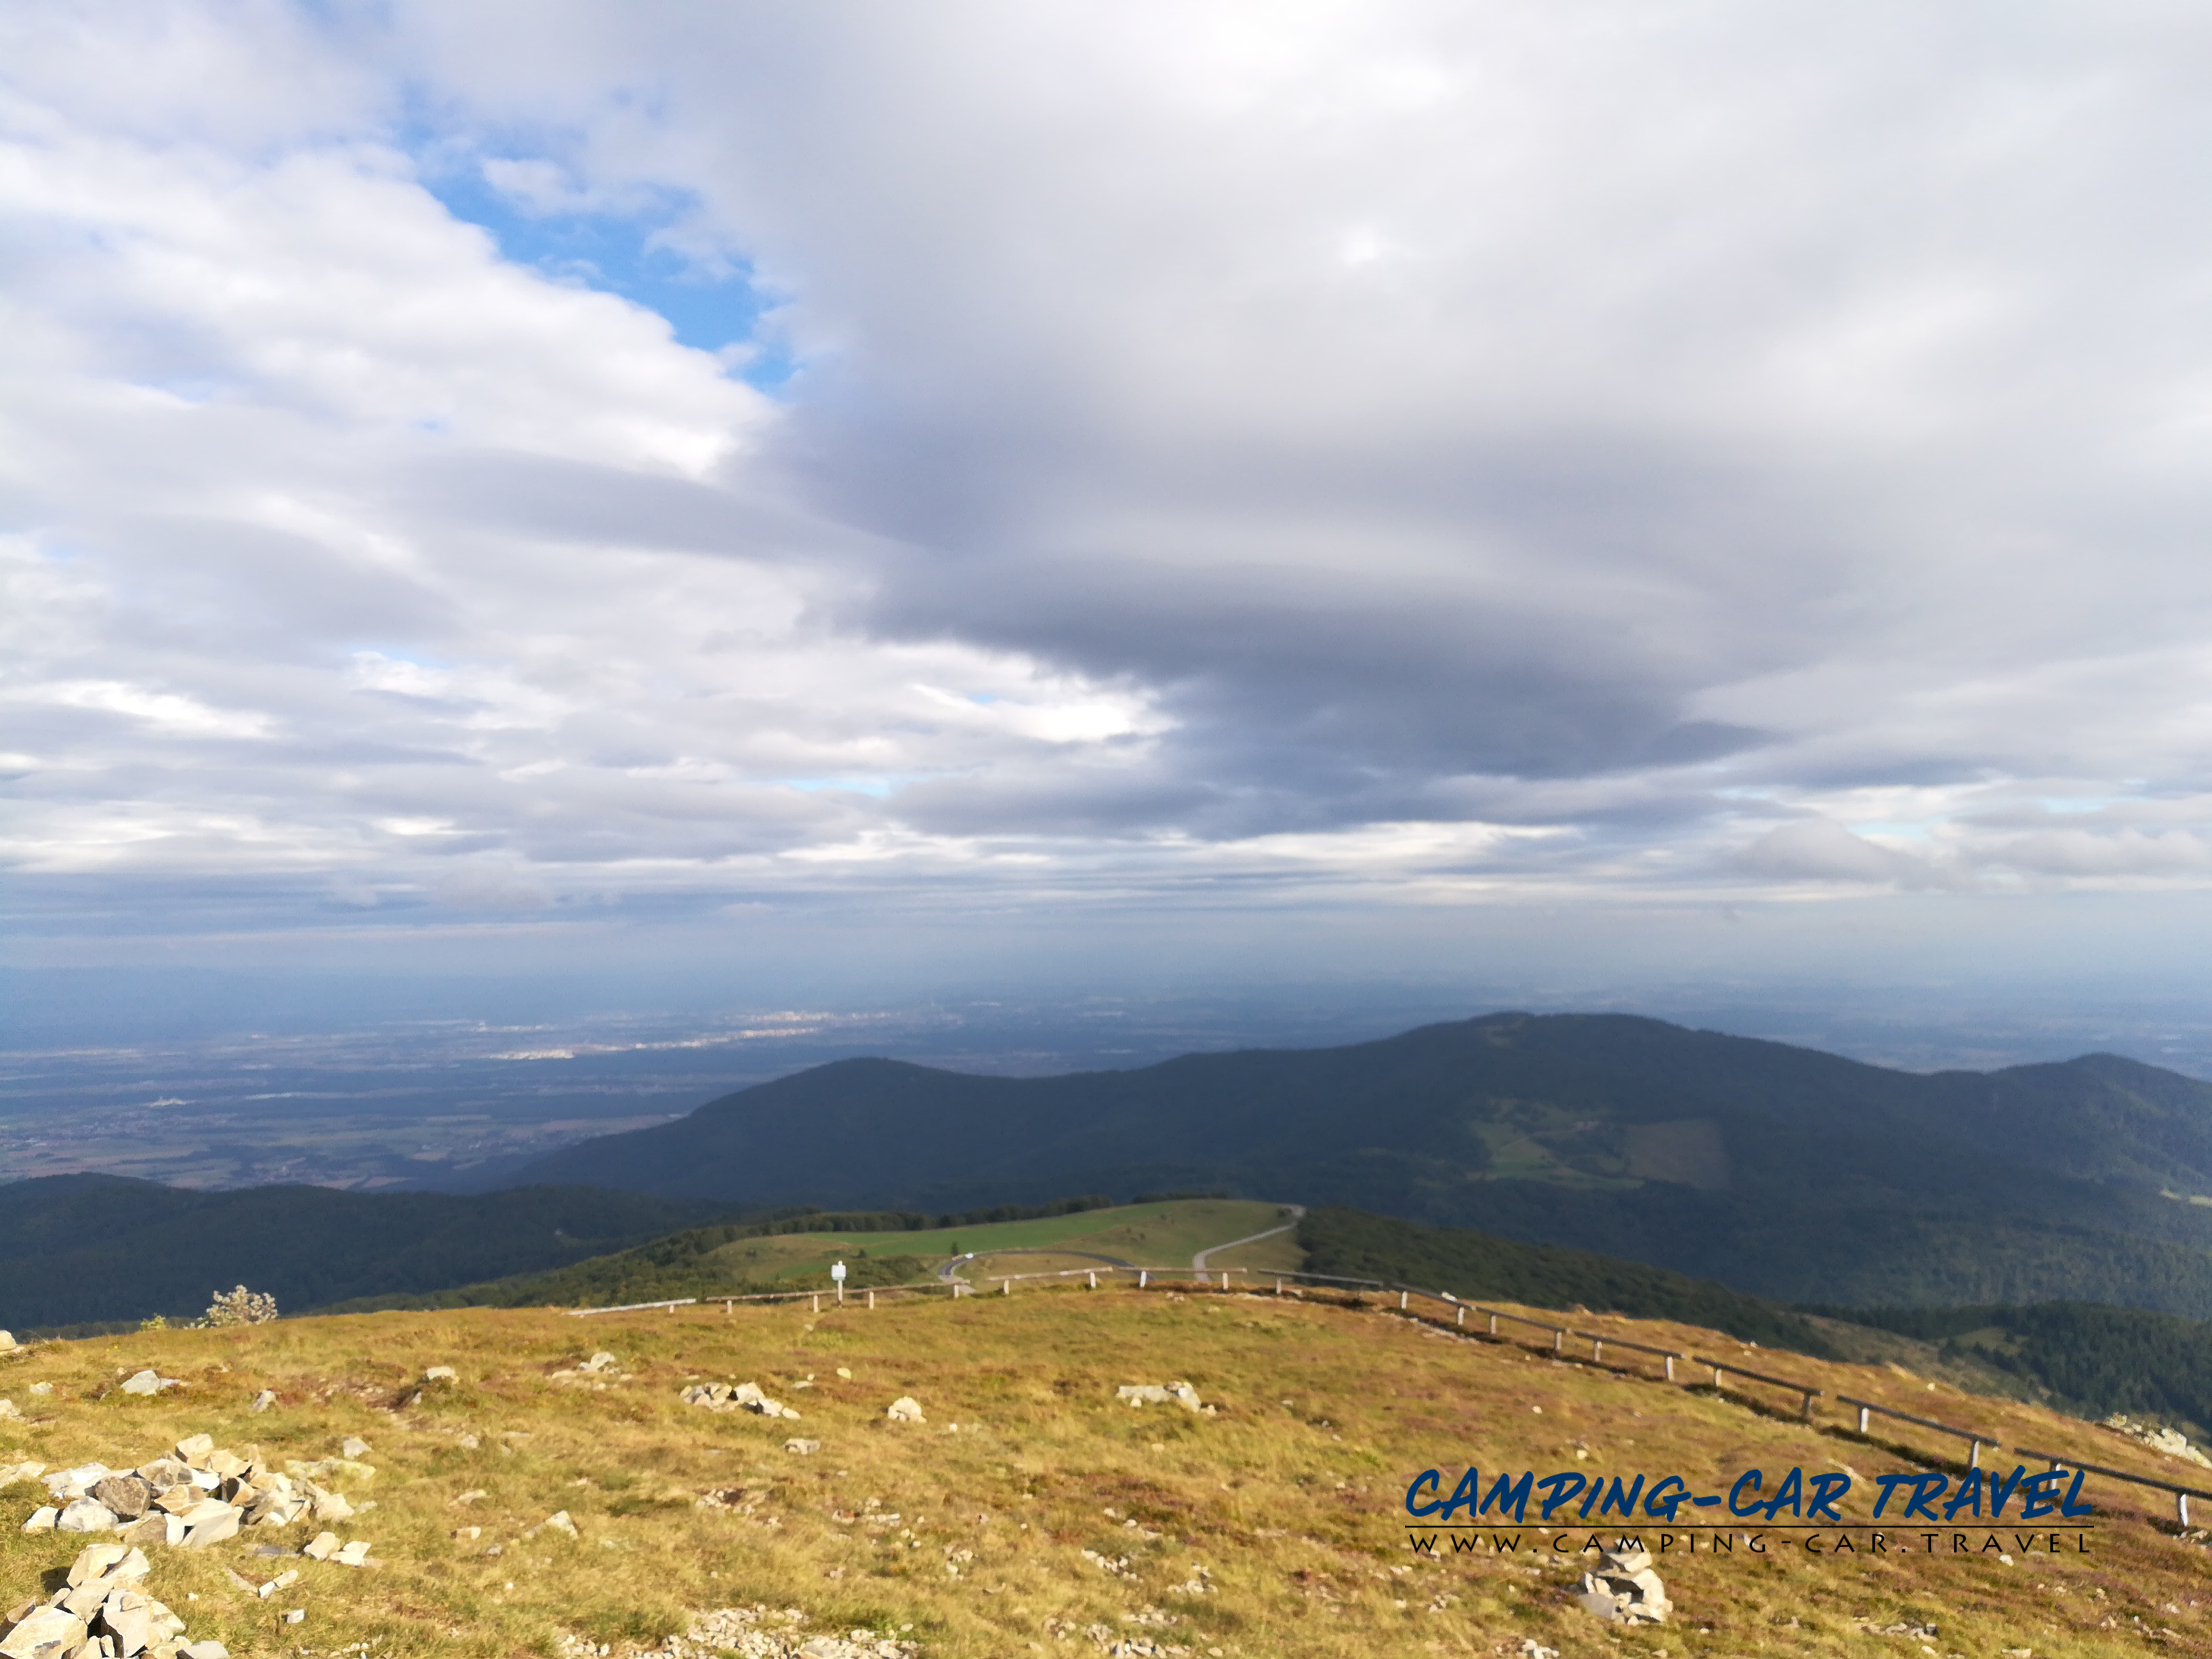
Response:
[0,1175,737,1328]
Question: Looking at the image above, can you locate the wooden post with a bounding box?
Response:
[1399,1291,1408,1310]
[1799,1390,1814,1422]
[1221,1272,1230,1289]
[1663,1355,1675,1382]
[1593,1339,1605,1362]
[724,1300,733,1317]
[1552,1329,1563,1353]
[1858,1405,1870,1435]
[1488,1312,1498,1336]
[1275,1278,1284,1295]
[867,1290,876,1309]
[811,1294,820,1313]
[1456,1306,1466,1328]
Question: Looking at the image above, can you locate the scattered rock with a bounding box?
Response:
[249,1391,276,1413]
[527,1511,580,1540]
[1115,1382,1208,1414]
[682,1382,801,1419]
[0,1607,84,1659]
[91,1475,153,1519]
[885,1397,925,1424]
[58,1499,119,1534]
[423,1366,458,1384]
[302,1532,341,1561]
[0,1462,45,1488]
[783,1439,821,1456]
[118,1371,182,1397]
[340,1437,371,1458]
[1572,1544,1671,1625]
[1517,1642,1560,1659]
[0,1331,16,1352]
[579,1352,619,1373]
[20,1507,56,1532]
[0,1541,195,1659]
[0,1401,19,1421]
[559,1605,917,1659]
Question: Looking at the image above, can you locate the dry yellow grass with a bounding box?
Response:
[1,1285,2205,1658]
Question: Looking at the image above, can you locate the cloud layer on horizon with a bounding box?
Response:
[9,1,2212,957]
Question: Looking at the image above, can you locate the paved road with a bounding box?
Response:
[1192,1204,1306,1270]
[937,1246,1136,1284]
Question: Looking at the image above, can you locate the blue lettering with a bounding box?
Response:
[1727,1469,1765,1517]
[2020,1471,2066,1520]
[2060,1470,2094,1519]
[1643,1477,1689,1520]
[1537,1473,1587,1521]
[1596,1476,1646,1519]
[1942,1472,1983,1520]
[1439,1467,1483,1521]
[1404,1470,1442,1517]
[1806,1473,1851,1521]
[1759,1467,1804,1521]
[1900,1474,1948,1520]
[1985,1466,2026,1518]
[1483,1471,1534,1522]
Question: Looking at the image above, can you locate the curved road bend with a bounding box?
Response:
[1192,1204,1306,1271]
[937,1247,1136,1285]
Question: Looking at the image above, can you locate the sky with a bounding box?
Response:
[8,2,2212,1050]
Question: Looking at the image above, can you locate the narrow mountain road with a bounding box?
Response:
[937,1247,1136,1284]
[1193,1204,1305,1270]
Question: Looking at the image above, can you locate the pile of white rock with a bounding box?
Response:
[0,1542,223,1659]
[1571,1543,1672,1625]
[681,1382,800,1420]
[16,1433,357,1544]
[2102,1414,2212,1469]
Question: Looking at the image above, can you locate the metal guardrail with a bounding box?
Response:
[1696,1356,1822,1420]
[1837,1394,2000,1468]
[569,1263,2210,1526]
[2015,1445,2212,1527]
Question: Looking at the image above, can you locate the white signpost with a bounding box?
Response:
[831,1260,847,1304]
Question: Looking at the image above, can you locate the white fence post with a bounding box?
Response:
[1088,1271,1097,1289]
[1002,1277,1011,1296]
[811,1294,820,1313]
[1139,1271,1148,1288]
[1456,1306,1465,1327]
[867,1290,876,1309]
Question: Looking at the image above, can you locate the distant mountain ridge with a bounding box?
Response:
[495,1011,2212,1315]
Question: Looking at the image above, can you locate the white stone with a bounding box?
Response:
[422,1367,457,1384]
[20,1506,57,1532]
[885,1397,925,1423]
[301,1532,340,1561]
[180,1643,230,1659]
[118,1372,167,1397]
[249,1391,276,1414]
[334,1540,370,1566]
[58,1500,117,1533]
[0,1606,85,1659]
[340,1439,370,1459]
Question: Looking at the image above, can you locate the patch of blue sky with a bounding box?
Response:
[412,143,795,392]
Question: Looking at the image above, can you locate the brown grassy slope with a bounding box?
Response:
[1,1288,2207,1658]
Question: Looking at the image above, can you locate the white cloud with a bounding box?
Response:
[11,0,2212,981]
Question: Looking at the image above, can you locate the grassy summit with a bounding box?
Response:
[2,1282,2207,1657]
